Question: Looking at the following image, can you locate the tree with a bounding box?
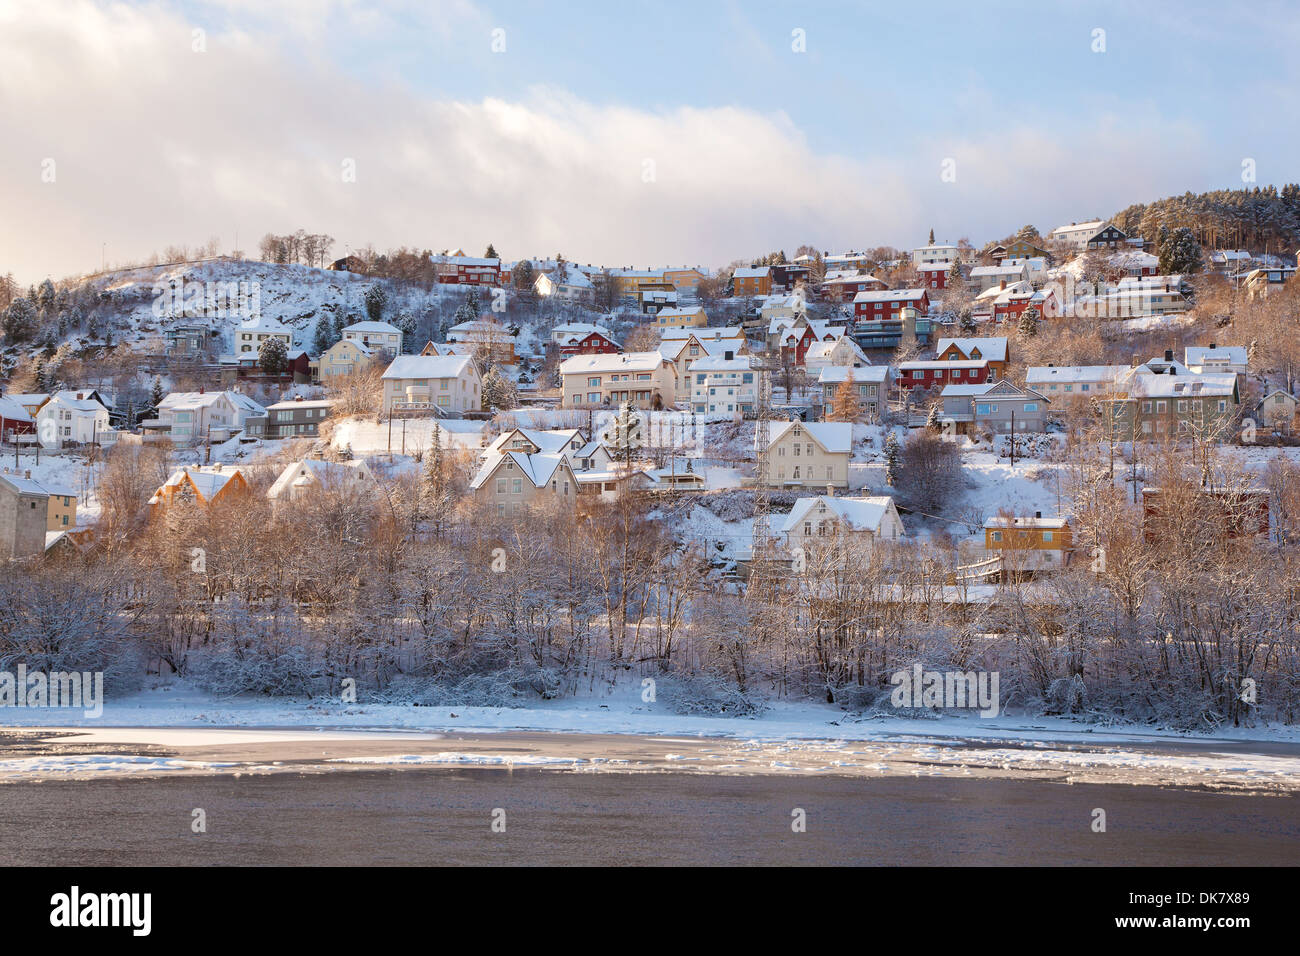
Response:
[928,228,935,245]
[1017,306,1040,339]
[485,243,499,260]
[925,403,942,432]
[394,310,416,353]
[363,284,389,323]
[883,431,901,487]
[959,309,977,335]
[512,261,537,302]
[899,430,963,513]
[830,375,862,422]
[1158,226,1204,275]
[0,296,37,343]
[258,337,289,376]
[481,367,518,410]
[313,316,337,354]
[150,376,164,408]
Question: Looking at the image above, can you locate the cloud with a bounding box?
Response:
[0,0,1229,283]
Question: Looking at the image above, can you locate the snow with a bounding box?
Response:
[329,415,487,454]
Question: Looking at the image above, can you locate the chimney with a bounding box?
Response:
[724,350,734,361]
[24,470,31,480]
[1000,279,1006,291]
[1210,342,1216,350]
[826,483,835,498]
[1164,349,1173,362]
[295,394,304,402]
[1035,511,1042,519]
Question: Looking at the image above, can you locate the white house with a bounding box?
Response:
[781,495,905,553]
[342,321,403,356]
[146,390,267,443]
[266,458,376,503]
[758,420,853,489]
[35,391,113,447]
[535,263,594,302]
[689,355,761,419]
[1184,345,1248,378]
[381,355,483,414]
[232,315,293,357]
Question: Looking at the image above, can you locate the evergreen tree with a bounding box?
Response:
[395,310,416,352]
[959,308,977,335]
[928,228,935,245]
[1158,226,1204,274]
[884,431,901,486]
[258,336,289,375]
[484,243,499,259]
[363,284,389,323]
[1017,306,1040,339]
[150,376,164,408]
[925,403,942,432]
[313,316,336,355]
[32,356,48,393]
[481,367,518,410]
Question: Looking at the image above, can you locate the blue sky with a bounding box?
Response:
[3,0,1298,281]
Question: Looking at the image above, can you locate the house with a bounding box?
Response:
[984,514,1072,573]
[0,472,51,559]
[469,450,579,517]
[608,268,670,306]
[758,420,852,489]
[773,317,845,366]
[247,396,335,439]
[730,266,773,297]
[432,254,501,286]
[898,360,990,395]
[164,323,212,358]
[994,239,1051,262]
[5,393,50,417]
[643,457,708,493]
[820,271,888,300]
[934,337,1009,380]
[535,263,594,302]
[825,252,874,273]
[660,325,744,343]
[1210,249,1253,271]
[1048,220,1129,252]
[853,288,930,321]
[992,285,1058,324]
[689,354,762,419]
[660,266,709,297]
[419,341,473,358]
[1185,344,1248,378]
[654,306,708,329]
[342,321,403,356]
[1256,389,1297,431]
[560,352,677,409]
[638,287,679,314]
[658,335,746,399]
[326,255,368,273]
[380,355,482,414]
[1024,365,1130,398]
[804,335,869,373]
[550,322,613,346]
[319,338,379,379]
[912,244,961,268]
[970,263,1028,293]
[0,395,35,442]
[143,390,267,443]
[817,366,891,420]
[232,315,293,358]
[43,482,78,532]
[1103,357,1239,440]
[850,306,932,350]
[148,463,250,514]
[769,262,810,291]
[1074,286,1188,319]
[35,391,113,448]
[549,322,618,355]
[939,380,1050,434]
[1109,250,1159,278]
[917,262,958,291]
[1235,266,1297,299]
[446,319,516,363]
[781,494,905,555]
[266,458,376,503]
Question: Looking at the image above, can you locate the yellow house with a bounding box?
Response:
[656,306,708,328]
[611,269,669,304]
[319,338,377,379]
[661,267,708,295]
[984,514,1072,572]
[469,451,579,518]
[560,352,678,409]
[46,487,77,531]
[759,421,852,489]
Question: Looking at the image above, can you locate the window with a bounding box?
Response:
[512,478,522,494]
[496,478,506,494]
[588,377,601,387]
[1023,403,1038,412]
[1042,531,1053,542]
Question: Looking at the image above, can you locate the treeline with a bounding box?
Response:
[1112,184,1300,253]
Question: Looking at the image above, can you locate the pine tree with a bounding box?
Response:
[313,316,336,355]
[481,367,518,410]
[926,403,942,432]
[884,431,900,486]
[258,336,289,375]
[959,308,977,335]
[928,228,936,245]
[363,284,389,323]
[32,356,48,392]
[484,244,499,259]
[1017,306,1040,339]
[150,375,164,408]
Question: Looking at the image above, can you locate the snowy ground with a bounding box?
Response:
[329,415,488,455]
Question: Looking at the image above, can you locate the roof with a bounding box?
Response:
[733,266,771,278]
[817,365,890,384]
[781,496,899,535]
[266,459,372,499]
[1185,346,1248,367]
[1025,365,1129,385]
[653,306,705,320]
[1126,372,1237,399]
[45,391,109,414]
[0,395,34,423]
[661,325,741,340]
[560,351,666,375]
[898,360,989,370]
[934,337,1009,363]
[343,321,403,334]
[970,264,1026,277]
[150,465,245,504]
[940,383,1000,397]
[0,472,55,496]
[382,355,476,380]
[266,398,334,411]
[688,355,754,373]
[985,515,1069,530]
[469,451,570,491]
[487,428,585,456]
[540,263,593,288]
[763,421,853,454]
[854,288,927,303]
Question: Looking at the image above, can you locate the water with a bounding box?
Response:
[2,769,1296,865]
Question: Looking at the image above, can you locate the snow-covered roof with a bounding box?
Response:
[343,321,403,334]
[853,288,926,303]
[970,264,1026,277]
[540,263,594,288]
[1025,365,1129,385]
[1185,346,1248,367]
[266,398,334,411]
[688,355,754,373]
[984,514,1069,530]
[45,391,109,414]
[934,337,1008,363]
[1126,372,1236,399]
[382,355,476,380]
[0,396,34,423]
[733,266,771,278]
[817,365,889,384]
[487,428,585,456]
[781,495,899,535]
[560,352,666,375]
[898,360,989,371]
[655,306,707,320]
[266,459,371,499]
[661,325,740,340]
[468,451,570,491]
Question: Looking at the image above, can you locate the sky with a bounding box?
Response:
[2,0,1298,284]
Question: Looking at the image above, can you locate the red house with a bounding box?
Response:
[0,395,35,442]
[897,360,990,391]
[434,255,501,286]
[853,288,930,321]
[917,263,953,291]
[559,329,621,356]
[993,288,1057,323]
